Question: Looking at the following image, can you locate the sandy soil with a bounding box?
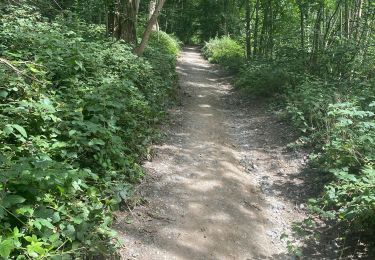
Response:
[114,47,310,260]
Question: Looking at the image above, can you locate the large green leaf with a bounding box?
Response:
[6,124,28,138]
[0,239,14,258]
[2,195,26,208]
[0,90,8,98]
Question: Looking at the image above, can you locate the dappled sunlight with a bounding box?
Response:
[187,179,222,192]
[197,113,213,117]
[116,47,277,260]
[175,236,211,254]
[174,132,190,137]
[198,104,211,108]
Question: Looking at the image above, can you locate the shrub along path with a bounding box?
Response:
[115,47,311,259]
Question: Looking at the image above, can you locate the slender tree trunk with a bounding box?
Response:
[311,2,323,66]
[253,0,260,57]
[268,0,274,58]
[149,0,159,31]
[299,3,305,49]
[106,2,115,37]
[114,0,121,39]
[245,0,252,59]
[134,0,167,56]
[323,0,342,48]
[344,0,350,38]
[354,0,363,40]
[259,0,268,57]
[340,5,343,38]
[219,0,228,35]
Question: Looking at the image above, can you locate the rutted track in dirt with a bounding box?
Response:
[115,47,309,260]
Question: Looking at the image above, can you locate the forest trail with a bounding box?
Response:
[116,47,307,260]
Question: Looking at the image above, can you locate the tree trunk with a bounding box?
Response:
[344,0,350,38]
[311,2,323,66]
[120,0,138,44]
[259,0,268,57]
[106,1,115,37]
[268,0,274,58]
[253,0,260,57]
[149,0,159,31]
[108,0,139,44]
[323,0,342,48]
[354,0,363,39]
[298,3,305,49]
[245,0,252,59]
[134,0,167,56]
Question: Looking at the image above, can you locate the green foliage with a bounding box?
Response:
[0,5,178,258]
[202,36,245,72]
[143,32,180,94]
[275,69,375,236]
[310,167,375,231]
[284,77,337,134]
[148,31,181,57]
[298,99,375,232]
[206,16,374,250]
[159,0,241,43]
[235,62,293,97]
[280,71,374,240]
[322,102,375,170]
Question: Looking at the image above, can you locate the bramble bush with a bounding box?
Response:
[0,5,179,259]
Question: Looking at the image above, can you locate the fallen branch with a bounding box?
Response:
[0,57,43,83]
[0,57,23,74]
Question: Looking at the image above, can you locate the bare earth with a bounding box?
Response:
[115,47,309,260]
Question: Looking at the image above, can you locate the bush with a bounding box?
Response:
[284,77,337,134]
[310,166,375,233]
[322,102,375,171]
[202,36,245,72]
[283,76,375,233]
[143,31,180,99]
[0,6,178,258]
[235,62,293,97]
[228,43,375,238]
[147,31,181,57]
[305,100,375,232]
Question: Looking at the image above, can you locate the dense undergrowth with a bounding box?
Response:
[0,6,179,259]
[204,36,375,253]
[202,37,245,72]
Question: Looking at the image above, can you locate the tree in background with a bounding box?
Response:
[26,0,166,49]
[109,0,140,44]
[134,0,167,55]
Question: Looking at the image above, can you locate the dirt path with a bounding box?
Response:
[115,47,308,260]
